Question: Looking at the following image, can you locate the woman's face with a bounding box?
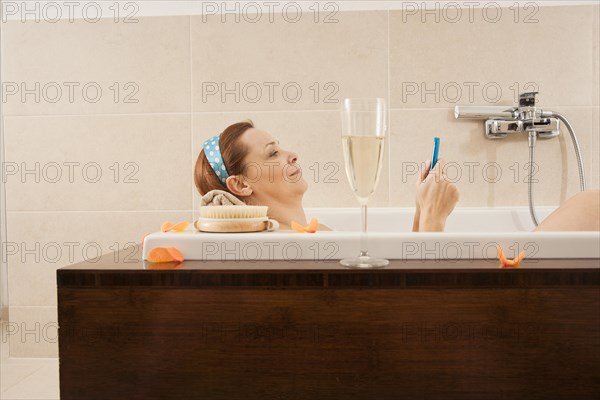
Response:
[238,128,308,203]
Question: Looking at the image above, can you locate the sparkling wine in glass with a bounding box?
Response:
[340,98,389,268]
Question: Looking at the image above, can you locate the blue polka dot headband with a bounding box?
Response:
[203,133,229,187]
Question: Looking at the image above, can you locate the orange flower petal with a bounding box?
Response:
[502,259,520,267]
[147,261,183,270]
[305,217,319,233]
[497,245,526,268]
[148,247,172,262]
[161,221,174,232]
[161,220,190,233]
[169,221,189,232]
[291,218,319,233]
[148,247,184,263]
[514,250,526,264]
[497,245,509,264]
[166,247,184,263]
[291,220,306,233]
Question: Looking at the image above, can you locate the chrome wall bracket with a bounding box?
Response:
[455,92,560,140]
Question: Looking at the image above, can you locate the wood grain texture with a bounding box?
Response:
[57,247,600,400]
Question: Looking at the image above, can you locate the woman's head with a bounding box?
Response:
[194,121,308,206]
[194,121,251,195]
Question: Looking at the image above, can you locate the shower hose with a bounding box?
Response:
[527,112,586,226]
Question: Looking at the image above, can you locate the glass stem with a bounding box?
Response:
[360,204,368,257]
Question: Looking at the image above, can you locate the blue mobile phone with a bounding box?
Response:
[430,137,440,170]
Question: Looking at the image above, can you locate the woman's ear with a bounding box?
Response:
[225,175,253,198]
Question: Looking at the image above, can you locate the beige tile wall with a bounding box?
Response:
[4,115,193,211]
[593,5,599,189]
[389,5,594,108]
[2,5,598,357]
[2,16,191,115]
[594,5,599,108]
[191,11,388,112]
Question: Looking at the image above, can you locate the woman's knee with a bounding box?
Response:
[572,190,600,206]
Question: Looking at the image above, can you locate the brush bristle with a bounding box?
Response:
[199,205,268,219]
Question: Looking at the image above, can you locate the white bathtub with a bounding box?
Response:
[142,207,600,261]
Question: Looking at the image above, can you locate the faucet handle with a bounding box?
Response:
[519,92,539,107]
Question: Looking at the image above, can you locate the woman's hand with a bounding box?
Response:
[415,158,459,232]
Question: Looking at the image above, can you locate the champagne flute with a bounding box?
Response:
[340,98,389,268]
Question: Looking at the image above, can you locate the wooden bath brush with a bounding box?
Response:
[194,205,279,233]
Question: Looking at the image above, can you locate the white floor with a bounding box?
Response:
[0,322,60,400]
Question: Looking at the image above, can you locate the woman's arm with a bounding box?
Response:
[412,162,429,232]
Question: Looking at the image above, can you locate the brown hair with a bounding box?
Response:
[194,120,254,196]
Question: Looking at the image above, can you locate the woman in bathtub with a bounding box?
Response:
[194,121,599,232]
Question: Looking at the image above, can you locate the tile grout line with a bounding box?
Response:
[3,106,597,119]
[5,210,195,214]
[1,306,57,308]
[190,14,195,224]
[1,356,58,362]
[387,10,392,208]
[591,10,598,187]
[0,13,10,322]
